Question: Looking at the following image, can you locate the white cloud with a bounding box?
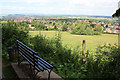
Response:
[0,0,55,4]
[25,0,52,4]
[69,0,94,8]
[0,0,119,16]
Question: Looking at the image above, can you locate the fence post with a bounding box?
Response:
[82,40,86,63]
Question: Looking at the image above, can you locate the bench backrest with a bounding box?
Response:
[17,40,54,72]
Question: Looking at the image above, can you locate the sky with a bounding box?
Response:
[0,0,119,16]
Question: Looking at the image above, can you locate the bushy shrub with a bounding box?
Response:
[86,44,120,79]
[2,21,29,59]
[30,32,75,62]
[29,34,56,59]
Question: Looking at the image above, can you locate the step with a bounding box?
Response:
[11,62,62,80]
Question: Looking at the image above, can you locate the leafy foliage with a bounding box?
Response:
[94,25,102,32]
[62,24,68,31]
[86,44,120,79]
[71,22,100,35]
[2,21,29,59]
[112,8,120,17]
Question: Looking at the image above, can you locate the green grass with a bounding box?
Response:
[29,31,118,52]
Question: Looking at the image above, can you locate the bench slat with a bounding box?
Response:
[18,43,35,55]
[19,48,48,70]
[35,55,54,68]
[19,51,44,71]
[18,46,33,59]
[17,40,38,55]
[37,60,50,69]
[19,49,34,62]
[17,40,54,73]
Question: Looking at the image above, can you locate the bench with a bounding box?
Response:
[17,40,54,80]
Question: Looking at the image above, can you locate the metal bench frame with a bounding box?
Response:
[17,40,54,80]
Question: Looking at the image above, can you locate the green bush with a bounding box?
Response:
[2,21,29,59]
[86,44,120,79]
[30,32,75,62]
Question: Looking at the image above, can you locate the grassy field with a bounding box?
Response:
[29,31,118,52]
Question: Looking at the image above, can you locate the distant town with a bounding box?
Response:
[0,14,120,34]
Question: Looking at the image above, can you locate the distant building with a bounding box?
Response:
[28,24,35,29]
[67,27,71,32]
[104,28,111,33]
[104,26,120,34]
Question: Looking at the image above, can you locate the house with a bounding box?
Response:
[104,28,112,33]
[113,30,120,33]
[115,26,120,29]
[50,26,54,29]
[104,27,120,34]
[28,24,35,29]
[56,25,59,28]
[67,27,71,32]
[30,27,35,29]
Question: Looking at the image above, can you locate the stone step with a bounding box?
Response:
[11,62,62,80]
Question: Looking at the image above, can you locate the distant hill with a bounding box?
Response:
[89,15,112,18]
[6,14,112,18]
[8,14,26,16]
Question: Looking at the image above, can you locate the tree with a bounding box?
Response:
[39,23,45,30]
[112,8,120,17]
[71,22,100,35]
[53,23,55,25]
[54,25,57,30]
[105,25,108,28]
[62,24,68,31]
[94,25,102,32]
[49,22,52,24]
[90,24,96,28]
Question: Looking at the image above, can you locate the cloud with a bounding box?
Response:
[69,0,94,8]
[0,0,119,16]
[0,0,55,4]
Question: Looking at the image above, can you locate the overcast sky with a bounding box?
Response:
[0,0,119,16]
